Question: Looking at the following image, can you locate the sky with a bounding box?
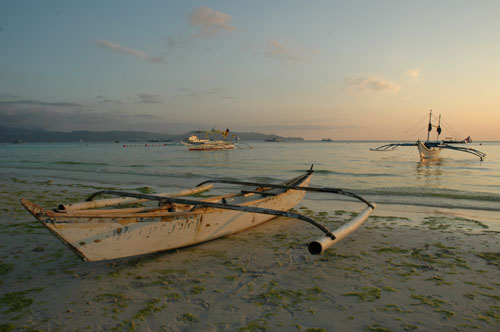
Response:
[1,0,499,140]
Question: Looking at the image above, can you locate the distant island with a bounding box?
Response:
[0,126,304,143]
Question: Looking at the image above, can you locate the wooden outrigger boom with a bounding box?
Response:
[195,179,374,209]
[21,166,375,261]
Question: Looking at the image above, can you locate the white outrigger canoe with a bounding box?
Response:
[21,166,375,262]
[371,110,486,161]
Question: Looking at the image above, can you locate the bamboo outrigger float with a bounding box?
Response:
[20,166,375,262]
[371,110,486,161]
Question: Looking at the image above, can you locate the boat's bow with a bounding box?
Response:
[417,140,441,160]
[20,198,91,260]
[20,198,45,220]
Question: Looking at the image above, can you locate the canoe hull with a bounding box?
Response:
[417,141,441,160]
[187,145,234,151]
[21,177,309,261]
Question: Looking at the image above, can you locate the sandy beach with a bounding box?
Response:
[1,176,499,332]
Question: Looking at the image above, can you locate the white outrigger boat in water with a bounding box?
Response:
[21,166,375,262]
[181,135,235,151]
[181,128,236,151]
[371,110,486,161]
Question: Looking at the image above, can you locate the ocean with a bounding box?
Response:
[1,140,499,215]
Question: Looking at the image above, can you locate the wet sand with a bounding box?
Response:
[1,177,499,332]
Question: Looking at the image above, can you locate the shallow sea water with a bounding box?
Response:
[1,140,499,215]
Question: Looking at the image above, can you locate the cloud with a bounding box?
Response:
[0,93,18,99]
[407,67,420,79]
[0,97,200,133]
[175,87,222,100]
[136,93,162,104]
[92,40,163,63]
[134,113,161,119]
[94,95,123,105]
[164,7,234,52]
[167,36,192,49]
[255,123,358,131]
[344,76,400,94]
[0,103,99,130]
[190,6,235,37]
[0,100,166,132]
[0,99,82,107]
[266,40,304,63]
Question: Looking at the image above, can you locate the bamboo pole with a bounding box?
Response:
[308,203,376,255]
[58,184,213,211]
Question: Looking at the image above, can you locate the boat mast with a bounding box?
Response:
[436,114,442,141]
[426,110,432,142]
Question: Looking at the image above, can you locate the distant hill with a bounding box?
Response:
[232,132,303,142]
[0,127,174,143]
[0,127,303,143]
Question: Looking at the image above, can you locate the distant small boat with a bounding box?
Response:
[20,166,375,261]
[321,138,333,142]
[265,137,283,142]
[371,110,486,161]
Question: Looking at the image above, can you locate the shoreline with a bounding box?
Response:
[1,177,499,332]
